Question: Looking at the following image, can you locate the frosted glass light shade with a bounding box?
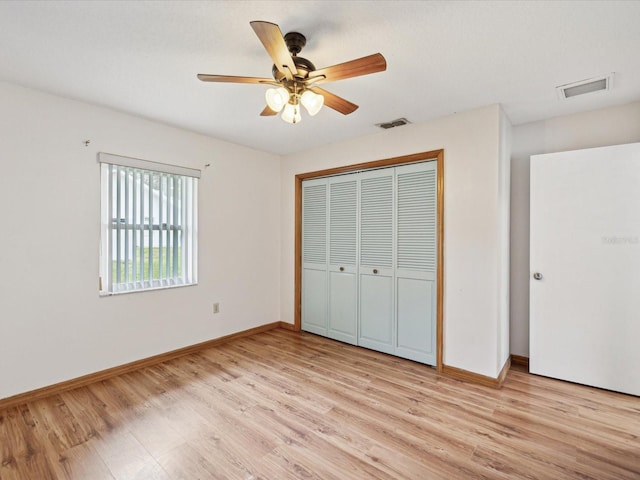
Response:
[265,87,289,112]
[300,90,324,116]
[281,103,302,124]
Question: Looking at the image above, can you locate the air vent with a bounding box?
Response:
[377,118,411,129]
[556,73,614,100]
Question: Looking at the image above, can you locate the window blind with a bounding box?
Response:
[99,153,199,295]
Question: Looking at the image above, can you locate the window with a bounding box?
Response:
[99,153,199,295]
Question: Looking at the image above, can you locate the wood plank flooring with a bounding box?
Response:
[1,328,639,479]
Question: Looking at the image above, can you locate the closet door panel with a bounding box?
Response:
[328,177,358,345]
[301,179,328,335]
[358,169,395,354]
[302,268,328,335]
[396,277,435,362]
[359,273,394,353]
[395,162,437,365]
[328,270,357,344]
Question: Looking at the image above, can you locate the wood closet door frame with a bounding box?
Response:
[294,149,445,372]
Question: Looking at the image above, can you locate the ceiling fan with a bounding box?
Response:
[197,21,387,124]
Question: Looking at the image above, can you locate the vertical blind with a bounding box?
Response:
[98,153,199,294]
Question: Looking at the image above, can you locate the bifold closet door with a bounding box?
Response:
[358,169,395,355]
[301,160,438,366]
[301,178,328,336]
[395,162,437,365]
[327,176,358,345]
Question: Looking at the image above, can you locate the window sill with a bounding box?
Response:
[99,281,198,297]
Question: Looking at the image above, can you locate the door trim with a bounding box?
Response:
[294,149,445,372]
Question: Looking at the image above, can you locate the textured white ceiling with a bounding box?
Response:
[1,1,639,155]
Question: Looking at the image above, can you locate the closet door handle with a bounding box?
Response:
[373,269,378,274]
[339,267,344,272]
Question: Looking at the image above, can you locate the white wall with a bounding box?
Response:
[510,101,640,356]
[280,105,511,378]
[0,80,281,399]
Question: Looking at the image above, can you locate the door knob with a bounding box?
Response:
[339,267,344,272]
[533,272,543,280]
[373,269,378,274]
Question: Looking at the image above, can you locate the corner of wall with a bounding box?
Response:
[498,106,513,373]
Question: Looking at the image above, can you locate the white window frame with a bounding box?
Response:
[99,152,199,295]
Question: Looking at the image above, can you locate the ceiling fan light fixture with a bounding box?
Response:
[197,21,387,124]
[281,102,302,124]
[265,86,289,112]
[300,90,324,116]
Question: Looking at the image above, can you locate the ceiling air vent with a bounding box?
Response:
[556,73,614,100]
[377,118,411,129]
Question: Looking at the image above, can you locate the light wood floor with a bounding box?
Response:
[1,329,639,480]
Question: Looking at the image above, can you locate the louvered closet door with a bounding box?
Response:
[301,178,328,336]
[394,162,437,365]
[328,176,358,345]
[358,169,395,354]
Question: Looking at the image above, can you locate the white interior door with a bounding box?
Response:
[358,169,395,354]
[328,176,358,345]
[301,179,328,336]
[530,143,640,396]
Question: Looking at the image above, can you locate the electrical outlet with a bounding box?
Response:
[213,302,220,314]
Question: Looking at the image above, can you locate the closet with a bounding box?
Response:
[301,161,437,366]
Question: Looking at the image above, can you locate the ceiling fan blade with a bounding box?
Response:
[260,105,278,116]
[197,74,275,84]
[309,53,386,83]
[250,21,298,80]
[310,87,359,115]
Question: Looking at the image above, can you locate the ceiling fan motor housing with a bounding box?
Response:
[272,56,316,82]
[270,31,316,82]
